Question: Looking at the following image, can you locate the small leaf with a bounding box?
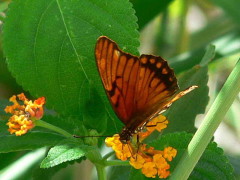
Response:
[40,140,91,168]
[170,47,212,74]
[199,45,215,67]
[0,132,64,153]
[170,45,215,74]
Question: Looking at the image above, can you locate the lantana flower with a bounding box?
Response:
[4,93,45,136]
[105,115,177,179]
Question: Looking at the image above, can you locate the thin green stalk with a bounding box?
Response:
[104,160,129,167]
[95,164,107,180]
[170,59,240,180]
[86,147,107,180]
[35,120,72,138]
[102,151,115,160]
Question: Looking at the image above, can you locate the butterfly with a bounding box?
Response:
[95,36,197,143]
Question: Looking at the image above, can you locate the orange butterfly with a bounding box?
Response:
[95,36,197,143]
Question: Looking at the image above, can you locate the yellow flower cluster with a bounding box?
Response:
[4,93,45,136]
[105,115,177,179]
[138,115,169,140]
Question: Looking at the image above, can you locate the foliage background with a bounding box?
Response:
[0,0,239,179]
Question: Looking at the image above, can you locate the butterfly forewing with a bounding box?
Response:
[95,36,179,130]
[95,36,140,123]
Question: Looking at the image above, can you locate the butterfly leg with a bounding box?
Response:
[126,143,135,159]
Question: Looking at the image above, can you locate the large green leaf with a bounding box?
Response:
[164,46,214,133]
[3,0,139,127]
[128,133,234,180]
[0,38,23,96]
[0,99,11,122]
[0,132,64,153]
[165,66,208,133]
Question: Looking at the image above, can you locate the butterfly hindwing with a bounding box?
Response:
[136,55,178,110]
[124,55,179,130]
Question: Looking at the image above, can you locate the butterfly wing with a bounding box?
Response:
[95,36,181,129]
[122,54,180,130]
[95,36,140,124]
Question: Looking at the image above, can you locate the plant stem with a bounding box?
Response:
[95,164,106,180]
[35,120,72,138]
[170,59,240,180]
[104,160,129,167]
[86,147,107,180]
[102,151,115,160]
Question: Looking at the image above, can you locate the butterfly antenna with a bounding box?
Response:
[73,135,112,138]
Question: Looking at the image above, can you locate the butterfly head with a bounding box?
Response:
[119,127,133,144]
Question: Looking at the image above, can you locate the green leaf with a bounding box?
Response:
[165,68,209,133]
[0,1,9,13]
[0,99,11,123]
[40,140,90,168]
[80,81,107,132]
[108,166,131,180]
[131,0,173,29]
[0,132,64,153]
[0,48,23,96]
[164,46,214,133]
[228,155,240,178]
[170,45,216,74]
[42,115,80,136]
[156,133,234,180]
[199,45,215,67]
[33,163,73,180]
[210,0,240,27]
[3,0,139,122]
[129,132,234,179]
[0,148,46,180]
[0,151,27,170]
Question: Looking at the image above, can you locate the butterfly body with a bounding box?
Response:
[95,36,197,143]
